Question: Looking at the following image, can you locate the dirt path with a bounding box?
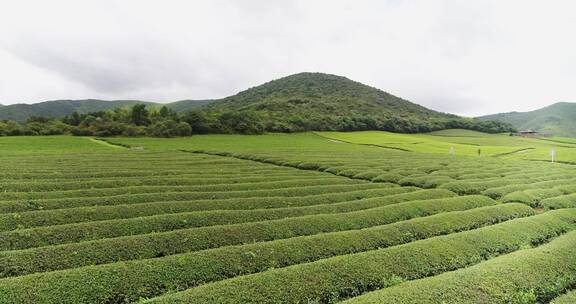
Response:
[87,138,129,149]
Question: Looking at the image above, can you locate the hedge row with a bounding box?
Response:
[344,229,576,304]
[398,175,454,188]
[551,290,576,304]
[0,183,394,213]
[541,193,576,210]
[476,177,576,199]
[0,204,534,303]
[0,178,363,200]
[0,187,432,231]
[482,184,534,199]
[143,209,576,304]
[439,179,529,195]
[0,168,307,181]
[0,188,432,242]
[0,174,337,192]
[501,188,567,207]
[0,195,494,273]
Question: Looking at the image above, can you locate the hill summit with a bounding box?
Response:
[206,72,509,133]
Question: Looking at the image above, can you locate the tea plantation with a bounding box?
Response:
[2,130,576,303]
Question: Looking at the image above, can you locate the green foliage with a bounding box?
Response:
[551,290,576,303]
[0,195,485,267]
[344,224,576,304]
[148,120,192,137]
[207,72,514,134]
[0,204,533,303]
[0,187,420,231]
[0,183,395,213]
[2,133,576,303]
[218,111,265,134]
[130,104,151,126]
[143,209,576,304]
[502,188,566,207]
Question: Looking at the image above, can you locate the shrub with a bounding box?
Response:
[352,171,382,181]
[0,195,492,271]
[142,209,576,304]
[439,181,485,195]
[371,173,403,183]
[344,229,576,304]
[551,290,576,304]
[502,189,565,207]
[0,183,391,213]
[0,187,428,232]
[0,204,534,303]
[541,194,576,210]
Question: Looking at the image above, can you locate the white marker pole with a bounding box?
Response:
[449,146,454,158]
[551,147,555,163]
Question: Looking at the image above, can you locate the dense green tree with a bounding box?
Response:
[148,120,192,137]
[0,120,24,136]
[130,104,150,126]
[182,110,214,134]
[218,111,265,135]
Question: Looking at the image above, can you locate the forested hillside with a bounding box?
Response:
[208,72,511,133]
[0,99,212,122]
[478,102,576,136]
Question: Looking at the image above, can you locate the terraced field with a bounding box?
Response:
[2,132,576,303]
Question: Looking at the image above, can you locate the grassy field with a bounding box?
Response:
[2,131,576,303]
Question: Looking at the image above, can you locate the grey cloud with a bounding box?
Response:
[0,0,575,115]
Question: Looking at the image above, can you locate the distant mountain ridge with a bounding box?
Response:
[0,99,213,122]
[478,102,576,137]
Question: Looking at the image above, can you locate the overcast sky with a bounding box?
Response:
[1,0,575,116]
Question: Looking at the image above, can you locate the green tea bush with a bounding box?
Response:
[0,178,363,199]
[0,195,494,269]
[0,204,533,303]
[398,175,453,188]
[502,188,565,207]
[142,209,576,304]
[0,187,432,231]
[0,174,337,192]
[344,229,576,304]
[0,183,394,213]
[370,173,402,183]
[439,181,485,195]
[352,171,382,181]
[551,290,576,304]
[541,194,576,210]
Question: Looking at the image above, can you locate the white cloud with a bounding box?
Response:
[0,0,575,116]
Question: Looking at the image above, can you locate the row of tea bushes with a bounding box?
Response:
[0,187,434,231]
[0,204,533,303]
[344,229,576,304]
[0,195,495,274]
[0,189,444,245]
[0,183,395,213]
[142,209,576,304]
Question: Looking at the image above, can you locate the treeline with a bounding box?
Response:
[261,113,515,134]
[0,104,514,137]
[0,105,265,137]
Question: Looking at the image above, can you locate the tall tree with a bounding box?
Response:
[130,104,150,126]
